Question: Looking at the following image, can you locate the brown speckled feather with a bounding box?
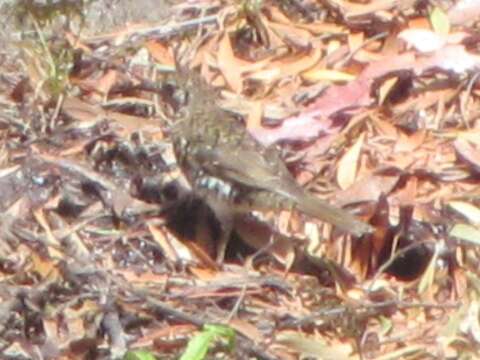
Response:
[168,71,373,238]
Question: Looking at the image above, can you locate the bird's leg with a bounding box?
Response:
[216,219,233,264]
[206,199,234,264]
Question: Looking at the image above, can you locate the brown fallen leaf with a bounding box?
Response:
[454,139,480,173]
[217,34,246,93]
[337,132,365,190]
[335,174,399,206]
[62,97,158,137]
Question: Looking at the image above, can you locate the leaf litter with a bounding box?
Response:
[0,0,480,359]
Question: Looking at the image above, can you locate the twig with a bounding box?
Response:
[85,15,219,45]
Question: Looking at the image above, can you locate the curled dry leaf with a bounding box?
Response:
[454,139,480,173]
[337,132,365,190]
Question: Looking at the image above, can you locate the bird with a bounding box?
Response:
[162,70,374,262]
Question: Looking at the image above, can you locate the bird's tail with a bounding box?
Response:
[295,193,373,237]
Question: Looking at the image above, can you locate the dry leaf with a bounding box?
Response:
[335,174,399,206]
[217,34,245,93]
[147,222,192,262]
[378,76,398,105]
[448,201,480,225]
[30,251,61,281]
[337,132,365,190]
[302,68,355,83]
[145,40,175,66]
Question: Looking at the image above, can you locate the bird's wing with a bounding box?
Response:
[192,145,374,236]
[192,144,301,198]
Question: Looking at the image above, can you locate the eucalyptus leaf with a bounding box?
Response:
[179,332,215,360]
[430,7,450,35]
[448,201,480,224]
[449,224,480,246]
[180,324,236,360]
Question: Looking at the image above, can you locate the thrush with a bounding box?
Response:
[163,71,373,262]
